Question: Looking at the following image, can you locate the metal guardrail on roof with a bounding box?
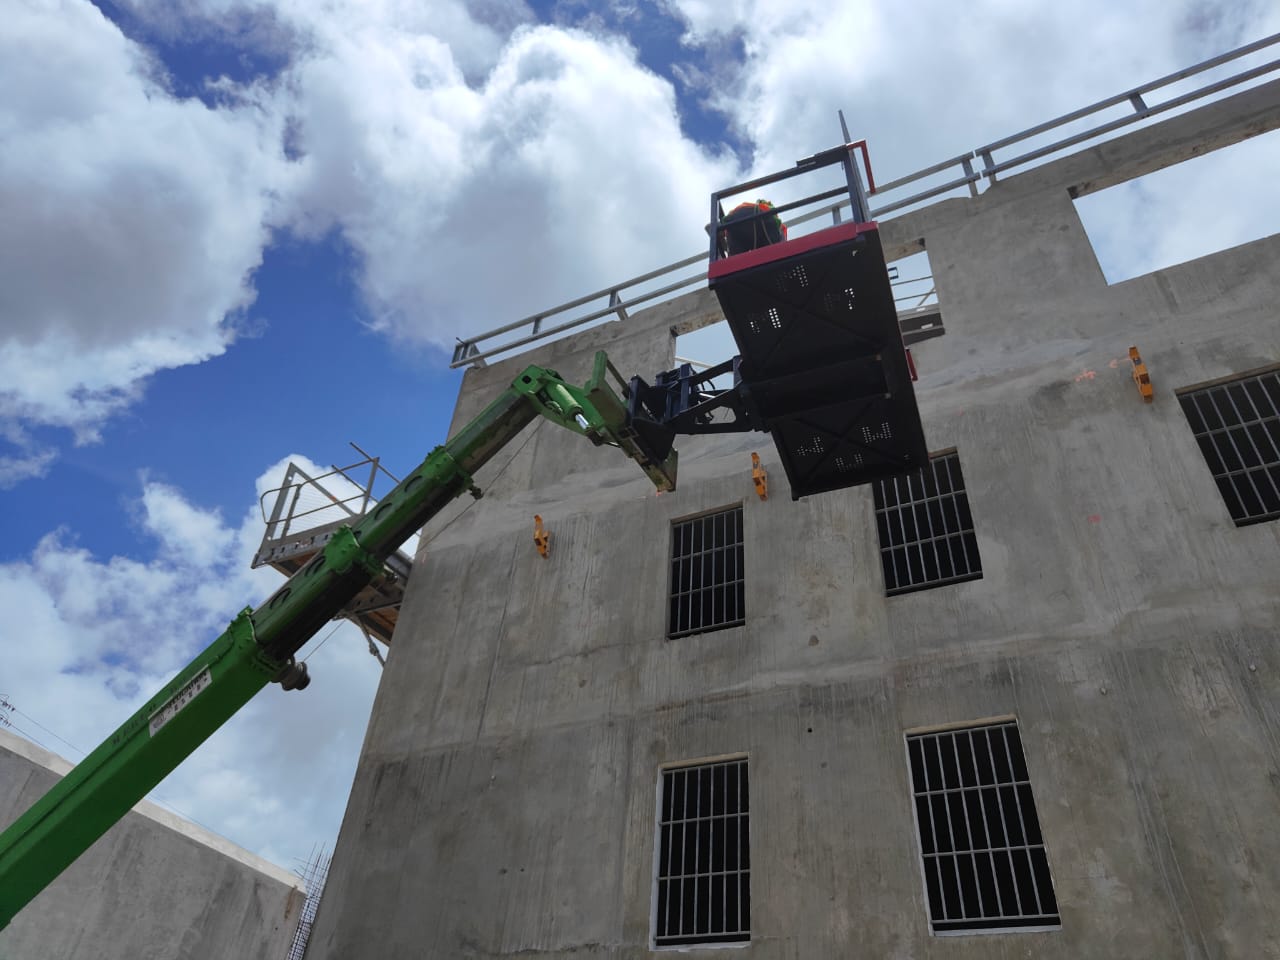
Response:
[451,32,1280,369]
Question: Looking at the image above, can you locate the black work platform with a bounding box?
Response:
[709,221,928,499]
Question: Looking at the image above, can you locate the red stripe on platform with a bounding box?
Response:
[708,220,878,281]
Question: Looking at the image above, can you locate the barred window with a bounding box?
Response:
[654,758,750,947]
[907,721,1060,934]
[1178,367,1280,526]
[873,450,982,596]
[669,506,745,638]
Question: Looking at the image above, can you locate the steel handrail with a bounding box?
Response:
[259,455,400,534]
[451,32,1279,368]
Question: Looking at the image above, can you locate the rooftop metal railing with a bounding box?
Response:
[451,31,1280,369]
[257,447,401,545]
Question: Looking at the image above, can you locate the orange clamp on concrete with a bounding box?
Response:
[751,452,768,501]
[1129,346,1153,403]
[533,515,550,558]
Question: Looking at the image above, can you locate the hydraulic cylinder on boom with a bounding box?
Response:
[0,352,676,931]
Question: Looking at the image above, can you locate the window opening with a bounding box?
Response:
[873,450,981,596]
[906,720,1060,935]
[1179,366,1280,526]
[1073,129,1280,285]
[669,505,745,638]
[653,757,750,947]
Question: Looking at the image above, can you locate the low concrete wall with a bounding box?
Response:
[0,729,305,960]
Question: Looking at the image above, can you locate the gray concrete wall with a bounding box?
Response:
[0,729,305,960]
[309,80,1280,958]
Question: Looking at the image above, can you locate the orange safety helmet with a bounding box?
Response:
[719,199,788,256]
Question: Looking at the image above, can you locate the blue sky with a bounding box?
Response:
[1,0,1278,874]
[3,229,447,555]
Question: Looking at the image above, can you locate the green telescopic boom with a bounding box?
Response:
[0,354,676,930]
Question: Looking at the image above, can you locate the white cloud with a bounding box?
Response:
[0,446,57,490]
[137,482,239,568]
[11,0,1274,453]
[653,0,1280,368]
[0,455,384,867]
[257,0,1277,357]
[2,0,737,452]
[663,0,1280,184]
[269,8,737,345]
[1075,127,1280,283]
[0,0,293,440]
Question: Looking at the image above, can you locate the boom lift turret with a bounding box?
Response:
[0,134,925,930]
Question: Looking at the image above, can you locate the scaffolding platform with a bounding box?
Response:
[252,455,413,647]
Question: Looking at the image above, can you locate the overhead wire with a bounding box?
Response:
[4,721,57,755]
[0,696,222,836]
[4,701,86,758]
[300,620,344,663]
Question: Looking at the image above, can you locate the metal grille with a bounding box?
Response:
[654,758,750,947]
[907,721,1060,934]
[1179,368,1280,526]
[872,451,981,596]
[668,506,745,638]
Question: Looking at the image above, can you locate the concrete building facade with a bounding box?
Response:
[0,729,305,960]
[309,78,1280,958]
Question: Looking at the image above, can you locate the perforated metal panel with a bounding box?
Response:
[1178,367,1280,526]
[711,223,928,498]
[907,721,1060,934]
[654,758,750,947]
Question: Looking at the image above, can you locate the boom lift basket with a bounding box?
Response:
[707,143,929,498]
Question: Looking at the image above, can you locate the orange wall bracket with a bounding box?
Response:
[1129,346,1154,403]
[751,452,768,501]
[533,515,550,558]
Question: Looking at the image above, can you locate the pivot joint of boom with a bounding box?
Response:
[515,353,678,492]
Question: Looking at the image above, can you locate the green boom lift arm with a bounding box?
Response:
[0,353,676,930]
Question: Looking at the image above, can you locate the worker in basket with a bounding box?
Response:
[719,199,788,256]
